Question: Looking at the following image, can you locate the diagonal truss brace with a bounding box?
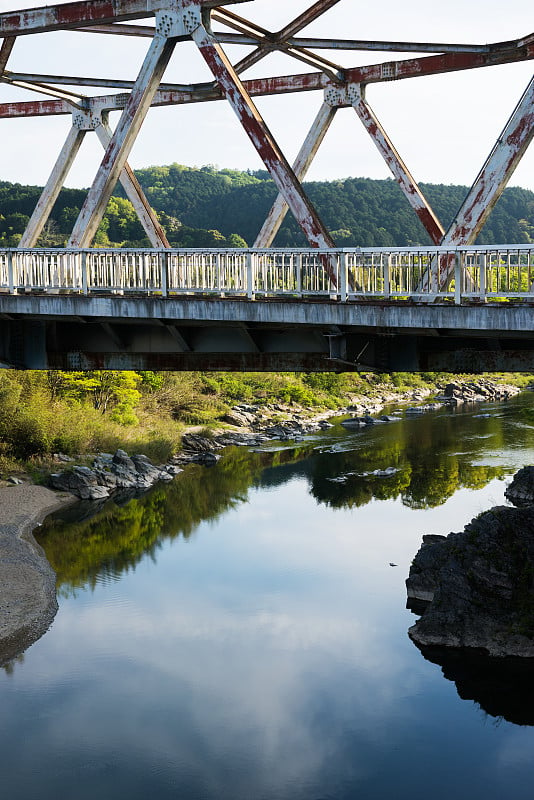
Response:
[418,73,534,292]
[344,84,444,245]
[254,101,337,247]
[443,73,534,247]
[189,4,335,253]
[96,117,169,247]
[68,15,178,247]
[18,122,86,247]
[20,108,169,247]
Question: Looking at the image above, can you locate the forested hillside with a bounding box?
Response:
[0,164,533,248]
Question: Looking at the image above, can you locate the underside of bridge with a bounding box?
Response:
[2,295,534,372]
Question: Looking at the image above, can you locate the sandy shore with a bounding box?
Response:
[0,483,77,666]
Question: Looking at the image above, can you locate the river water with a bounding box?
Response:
[3,394,534,799]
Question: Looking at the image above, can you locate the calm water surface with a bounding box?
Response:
[3,396,534,799]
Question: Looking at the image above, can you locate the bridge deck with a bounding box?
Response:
[2,246,534,372]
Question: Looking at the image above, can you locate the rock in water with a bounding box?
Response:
[406,506,534,658]
[505,466,534,506]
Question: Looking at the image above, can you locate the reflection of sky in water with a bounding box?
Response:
[3,401,534,798]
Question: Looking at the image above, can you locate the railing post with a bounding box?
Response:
[454,251,462,305]
[81,250,88,295]
[216,253,222,295]
[7,250,13,293]
[246,251,254,299]
[384,254,391,299]
[479,253,486,301]
[160,250,168,298]
[297,253,302,296]
[340,252,348,302]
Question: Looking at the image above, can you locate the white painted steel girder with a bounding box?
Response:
[18,124,86,247]
[96,120,170,247]
[346,84,444,245]
[189,6,335,253]
[254,101,336,248]
[68,18,178,247]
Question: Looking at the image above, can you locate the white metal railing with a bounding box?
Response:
[1,245,534,303]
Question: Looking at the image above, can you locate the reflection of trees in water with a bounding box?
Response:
[37,444,312,596]
[38,450,263,596]
[36,397,532,595]
[415,645,534,726]
[307,408,525,510]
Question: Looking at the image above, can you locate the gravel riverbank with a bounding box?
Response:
[0,484,76,666]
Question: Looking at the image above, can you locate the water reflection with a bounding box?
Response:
[5,395,534,800]
[38,396,534,597]
[415,645,534,726]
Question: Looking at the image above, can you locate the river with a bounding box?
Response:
[3,394,534,799]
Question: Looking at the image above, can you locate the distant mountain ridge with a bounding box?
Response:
[0,163,533,247]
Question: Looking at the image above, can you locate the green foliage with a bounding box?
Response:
[1,166,532,249]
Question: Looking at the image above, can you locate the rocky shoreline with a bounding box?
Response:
[44,378,522,502]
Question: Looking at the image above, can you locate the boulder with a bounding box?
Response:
[407,505,534,657]
[221,409,256,427]
[505,466,534,506]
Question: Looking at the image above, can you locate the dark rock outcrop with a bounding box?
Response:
[435,380,520,405]
[50,449,178,500]
[407,505,534,657]
[505,466,534,507]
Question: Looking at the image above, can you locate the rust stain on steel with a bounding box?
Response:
[48,351,339,372]
[443,75,534,249]
[0,99,70,117]
[352,94,444,244]
[193,23,336,262]
[345,45,533,86]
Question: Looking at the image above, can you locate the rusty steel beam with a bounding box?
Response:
[414,75,534,292]
[254,101,337,247]
[234,0,341,75]
[442,74,534,248]
[5,71,194,92]
[0,98,71,117]
[68,28,177,247]
[348,85,444,244]
[1,37,532,121]
[0,0,250,37]
[96,119,170,247]
[343,44,534,85]
[191,10,335,254]
[19,124,86,247]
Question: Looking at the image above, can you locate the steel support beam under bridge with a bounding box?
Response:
[3,292,534,372]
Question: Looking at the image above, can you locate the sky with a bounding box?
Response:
[0,0,532,191]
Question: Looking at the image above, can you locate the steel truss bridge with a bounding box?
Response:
[3,244,534,372]
[0,1,533,370]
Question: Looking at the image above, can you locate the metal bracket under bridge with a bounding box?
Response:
[2,245,534,372]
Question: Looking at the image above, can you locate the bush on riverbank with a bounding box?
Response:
[0,369,531,479]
